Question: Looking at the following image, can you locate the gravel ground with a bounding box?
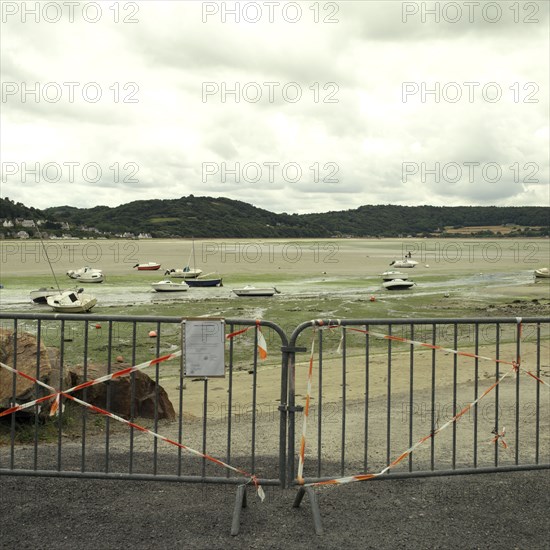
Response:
[1,469,549,549]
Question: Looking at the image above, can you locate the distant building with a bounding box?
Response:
[20,220,35,228]
[138,233,152,239]
[2,220,14,228]
[16,231,29,239]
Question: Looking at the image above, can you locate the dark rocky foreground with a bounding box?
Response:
[1,469,549,549]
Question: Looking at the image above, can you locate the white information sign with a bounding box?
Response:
[183,319,225,377]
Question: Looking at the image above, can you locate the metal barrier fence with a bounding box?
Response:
[0,313,289,533]
[1,313,549,534]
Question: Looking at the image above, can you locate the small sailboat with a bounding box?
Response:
[46,289,97,313]
[165,239,203,278]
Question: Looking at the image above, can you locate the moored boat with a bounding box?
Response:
[30,287,67,304]
[534,268,549,278]
[46,289,97,313]
[165,267,203,279]
[383,279,415,290]
[232,286,280,297]
[185,276,223,288]
[389,259,418,268]
[134,262,161,271]
[151,280,190,292]
[67,267,105,283]
[381,271,409,281]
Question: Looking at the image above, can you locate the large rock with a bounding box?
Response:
[68,364,176,421]
[0,328,68,415]
[0,328,176,421]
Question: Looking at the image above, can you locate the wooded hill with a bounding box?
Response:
[1,196,548,238]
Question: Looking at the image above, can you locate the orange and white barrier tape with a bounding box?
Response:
[60,391,265,500]
[0,350,181,418]
[297,319,547,488]
[226,320,268,360]
[489,427,511,453]
[306,366,515,488]
[0,355,265,500]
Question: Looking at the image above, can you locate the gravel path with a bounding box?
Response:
[1,469,549,549]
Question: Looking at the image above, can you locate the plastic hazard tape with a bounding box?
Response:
[60,391,265,500]
[0,351,181,418]
[226,321,268,360]
[306,366,515,488]
[344,326,549,389]
[0,356,265,500]
[297,320,548,488]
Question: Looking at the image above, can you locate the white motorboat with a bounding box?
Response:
[66,267,105,283]
[232,286,280,297]
[46,290,97,312]
[389,259,418,268]
[383,279,415,290]
[534,268,549,278]
[165,267,203,279]
[151,280,190,292]
[381,271,409,281]
[30,287,67,304]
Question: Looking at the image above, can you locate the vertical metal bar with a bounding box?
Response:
[287,339,297,485]
[430,324,436,471]
[473,323,479,468]
[535,323,541,464]
[363,325,370,473]
[226,323,234,477]
[153,321,161,475]
[279,335,289,489]
[202,378,208,478]
[408,324,414,472]
[81,320,89,473]
[57,320,65,472]
[515,321,521,465]
[105,321,112,474]
[177,322,185,476]
[10,320,18,469]
[494,323,500,467]
[251,326,259,474]
[129,321,137,475]
[317,328,323,479]
[33,320,41,470]
[452,323,458,469]
[386,324,392,470]
[341,327,347,477]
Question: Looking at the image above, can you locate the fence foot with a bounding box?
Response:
[293,486,323,535]
[230,484,247,536]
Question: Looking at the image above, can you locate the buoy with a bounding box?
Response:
[94,323,102,329]
[370,295,376,302]
[148,330,157,338]
[425,264,430,268]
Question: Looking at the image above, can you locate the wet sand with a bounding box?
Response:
[1,237,548,279]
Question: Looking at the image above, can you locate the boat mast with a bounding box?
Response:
[34,220,61,292]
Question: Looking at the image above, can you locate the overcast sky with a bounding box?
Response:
[1,0,548,214]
